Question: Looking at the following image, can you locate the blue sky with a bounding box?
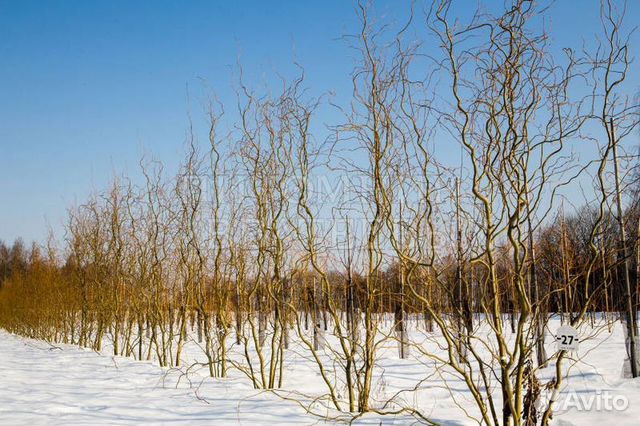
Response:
[0,0,361,243]
[1,0,639,244]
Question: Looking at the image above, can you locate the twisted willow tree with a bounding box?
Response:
[0,1,638,425]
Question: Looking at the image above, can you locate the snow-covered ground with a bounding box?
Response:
[0,330,312,425]
[1,319,639,425]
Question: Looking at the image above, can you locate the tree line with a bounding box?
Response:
[1,1,639,425]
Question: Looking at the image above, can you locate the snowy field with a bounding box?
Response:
[1,319,639,425]
[0,330,312,425]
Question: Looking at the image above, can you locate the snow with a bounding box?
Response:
[0,330,310,425]
[1,318,639,425]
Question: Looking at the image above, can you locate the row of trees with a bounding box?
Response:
[1,1,639,425]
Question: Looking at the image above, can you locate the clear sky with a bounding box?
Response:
[1,0,638,244]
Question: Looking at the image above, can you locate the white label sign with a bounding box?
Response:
[556,325,579,351]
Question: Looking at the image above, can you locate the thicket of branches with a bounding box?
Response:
[1,1,639,425]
